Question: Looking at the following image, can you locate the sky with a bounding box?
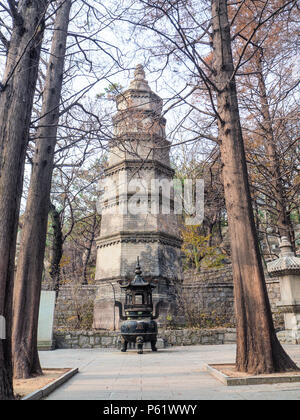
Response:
[1,0,298,211]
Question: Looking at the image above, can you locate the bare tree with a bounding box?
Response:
[47,158,103,290]
[11,0,72,379]
[229,4,300,254]
[211,0,297,374]
[0,0,48,399]
[110,0,299,373]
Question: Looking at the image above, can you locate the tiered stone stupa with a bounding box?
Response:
[93,65,183,330]
[267,237,300,343]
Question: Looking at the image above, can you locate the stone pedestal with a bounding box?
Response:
[93,65,182,330]
[267,237,300,344]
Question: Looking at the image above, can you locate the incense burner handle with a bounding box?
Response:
[115,301,126,321]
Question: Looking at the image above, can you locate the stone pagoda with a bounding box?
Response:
[93,65,183,330]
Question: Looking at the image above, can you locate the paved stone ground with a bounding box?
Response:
[39,344,300,400]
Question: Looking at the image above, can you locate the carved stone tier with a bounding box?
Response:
[96,232,182,250]
[104,159,175,178]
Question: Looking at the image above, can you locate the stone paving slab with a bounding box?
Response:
[39,344,300,400]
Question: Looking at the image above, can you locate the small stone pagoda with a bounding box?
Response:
[93,65,183,330]
[267,237,300,343]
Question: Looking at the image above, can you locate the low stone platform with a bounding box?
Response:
[205,363,300,386]
[53,328,238,349]
[277,330,300,345]
[54,328,294,349]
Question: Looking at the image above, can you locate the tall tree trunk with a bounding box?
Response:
[0,0,46,398]
[211,0,298,374]
[82,213,98,285]
[12,0,72,379]
[49,203,64,297]
[255,49,294,247]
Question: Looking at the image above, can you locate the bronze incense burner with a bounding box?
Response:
[115,258,161,354]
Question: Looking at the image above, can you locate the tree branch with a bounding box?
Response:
[7,0,22,24]
[0,30,9,50]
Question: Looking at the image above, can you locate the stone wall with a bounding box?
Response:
[53,326,290,349]
[49,265,284,330]
[183,265,234,283]
[161,328,237,346]
[180,266,235,326]
[180,265,283,328]
[55,330,120,349]
[53,285,97,329]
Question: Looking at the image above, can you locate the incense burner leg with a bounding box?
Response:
[121,337,128,352]
[151,339,157,352]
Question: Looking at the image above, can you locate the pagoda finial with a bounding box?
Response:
[135,256,142,275]
[129,64,150,92]
[279,236,294,257]
[134,64,146,80]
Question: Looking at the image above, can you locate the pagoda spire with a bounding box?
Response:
[128,64,151,92]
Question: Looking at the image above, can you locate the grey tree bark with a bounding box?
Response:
[82,212,99,285]
[0,0,47,399]
[49,202,63,297]
[12,0,72,379]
